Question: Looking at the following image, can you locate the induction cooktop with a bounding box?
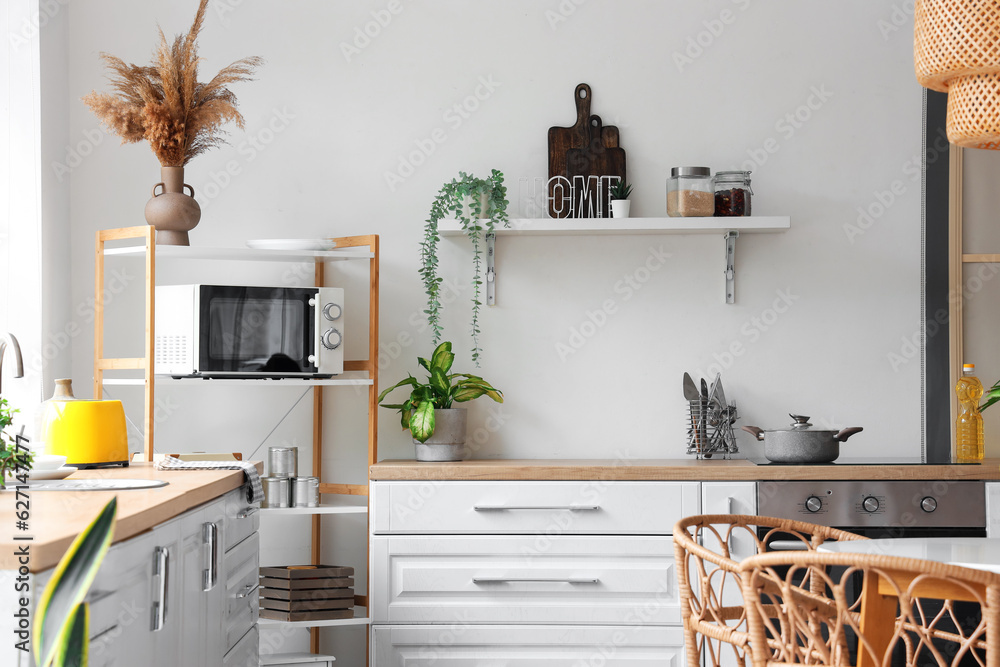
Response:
[746,456,981,466]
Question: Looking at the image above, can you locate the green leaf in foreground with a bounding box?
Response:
[34,498,116,667]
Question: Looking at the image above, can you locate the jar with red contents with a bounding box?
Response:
[714,171,753,216]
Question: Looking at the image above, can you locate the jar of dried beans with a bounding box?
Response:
[714,171,753,216]
[666,167,714,217]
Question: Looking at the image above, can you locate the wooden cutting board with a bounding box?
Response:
[548,83,622,218]
[564,115,626,218]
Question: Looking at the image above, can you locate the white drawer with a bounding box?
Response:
[223,486,260,553]
[224,531,259,652]
[372,624,685,666]
[223,624,259,667]
[372,481,699,534]
[373,535,676,625]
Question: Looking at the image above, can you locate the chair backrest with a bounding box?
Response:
[738,550,1000,667]
[673,515,868,667]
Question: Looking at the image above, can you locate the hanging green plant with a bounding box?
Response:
[421,170,509,366]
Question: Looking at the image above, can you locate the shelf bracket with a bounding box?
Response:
[486,232,496,306]
[724,230,739,304]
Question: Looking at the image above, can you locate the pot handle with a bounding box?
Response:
[834,427,864,442]
[741,425,765,441]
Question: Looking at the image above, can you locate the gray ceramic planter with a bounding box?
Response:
[414,408,468,462]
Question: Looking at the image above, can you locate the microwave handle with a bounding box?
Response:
[309,293,321,368]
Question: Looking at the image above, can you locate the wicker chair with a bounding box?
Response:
[739,551,1000,667]
[673,515,870,667]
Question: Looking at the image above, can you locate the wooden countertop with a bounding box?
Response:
[0,462,259,572]
[370,458,1000,481]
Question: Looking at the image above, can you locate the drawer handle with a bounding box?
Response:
[473,577,600,584]
[236,583,260,599]
[236,507,258,519]
[473,505,600,512]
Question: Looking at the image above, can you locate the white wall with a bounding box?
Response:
[34,0,927,661]
[60,0,926,464]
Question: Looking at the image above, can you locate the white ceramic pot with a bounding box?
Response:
[611,199,631,218]
[413,408,468,462]
[461,191,492,219]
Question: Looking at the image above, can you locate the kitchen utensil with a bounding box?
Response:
[742,414,863,464]
[682,373,700,401]
[548,83,622,218]
[700,379,709,455]
[564,115,627,218]
[262,476,291,508]
[268,446,298,478]
[40,380,129,468]
[683,373,702,455]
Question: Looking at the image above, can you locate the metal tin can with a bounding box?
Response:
[268,446,298,478]
[261,476,291,508]
[292,476,319,508]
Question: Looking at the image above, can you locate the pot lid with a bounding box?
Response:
[767,414,839,433]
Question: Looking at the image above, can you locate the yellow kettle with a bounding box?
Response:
[41,379,129,468]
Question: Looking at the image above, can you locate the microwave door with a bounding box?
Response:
[199,286,317,376]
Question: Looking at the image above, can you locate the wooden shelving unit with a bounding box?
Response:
[94,226,379,664]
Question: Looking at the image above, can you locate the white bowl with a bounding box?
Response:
[33,454,68,471]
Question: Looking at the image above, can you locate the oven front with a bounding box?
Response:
[755,479,987,667]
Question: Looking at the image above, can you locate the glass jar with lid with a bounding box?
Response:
[714,171,753,216]
[666,167,714,217]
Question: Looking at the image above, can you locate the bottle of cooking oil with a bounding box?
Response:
[955,363,985,462]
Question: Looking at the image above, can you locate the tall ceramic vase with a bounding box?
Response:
[144,166,201,246]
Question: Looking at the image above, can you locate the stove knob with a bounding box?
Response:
[921,497,938,513]
[805,496,823,513]
[321,328,342,350]
[323,303,343,321]
[863,496,880,513]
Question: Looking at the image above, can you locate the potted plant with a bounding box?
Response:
[82,0,262,246]
[421,170,509,367]
[610,180,633,218]
[378,342,503,461]
[0,397,32,488]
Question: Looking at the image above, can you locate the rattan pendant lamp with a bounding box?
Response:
[915,0,1000,149]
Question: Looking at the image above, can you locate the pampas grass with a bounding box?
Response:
[82,0,262,167]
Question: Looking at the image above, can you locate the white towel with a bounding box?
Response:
[154,458,263,504]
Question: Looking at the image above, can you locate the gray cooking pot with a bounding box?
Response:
[741,414,863,464]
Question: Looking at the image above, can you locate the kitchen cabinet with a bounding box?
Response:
[372,625,684,665]
[94,227,380,664]
[370,480,697,664]
[701,481,757,560]
[22,486,258,667]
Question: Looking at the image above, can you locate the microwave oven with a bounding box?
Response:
[155,285,344,378]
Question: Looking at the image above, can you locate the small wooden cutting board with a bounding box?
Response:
[548,83,622,218]
[564,115,626,218]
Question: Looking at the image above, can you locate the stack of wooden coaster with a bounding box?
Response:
[258,565,355,622]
